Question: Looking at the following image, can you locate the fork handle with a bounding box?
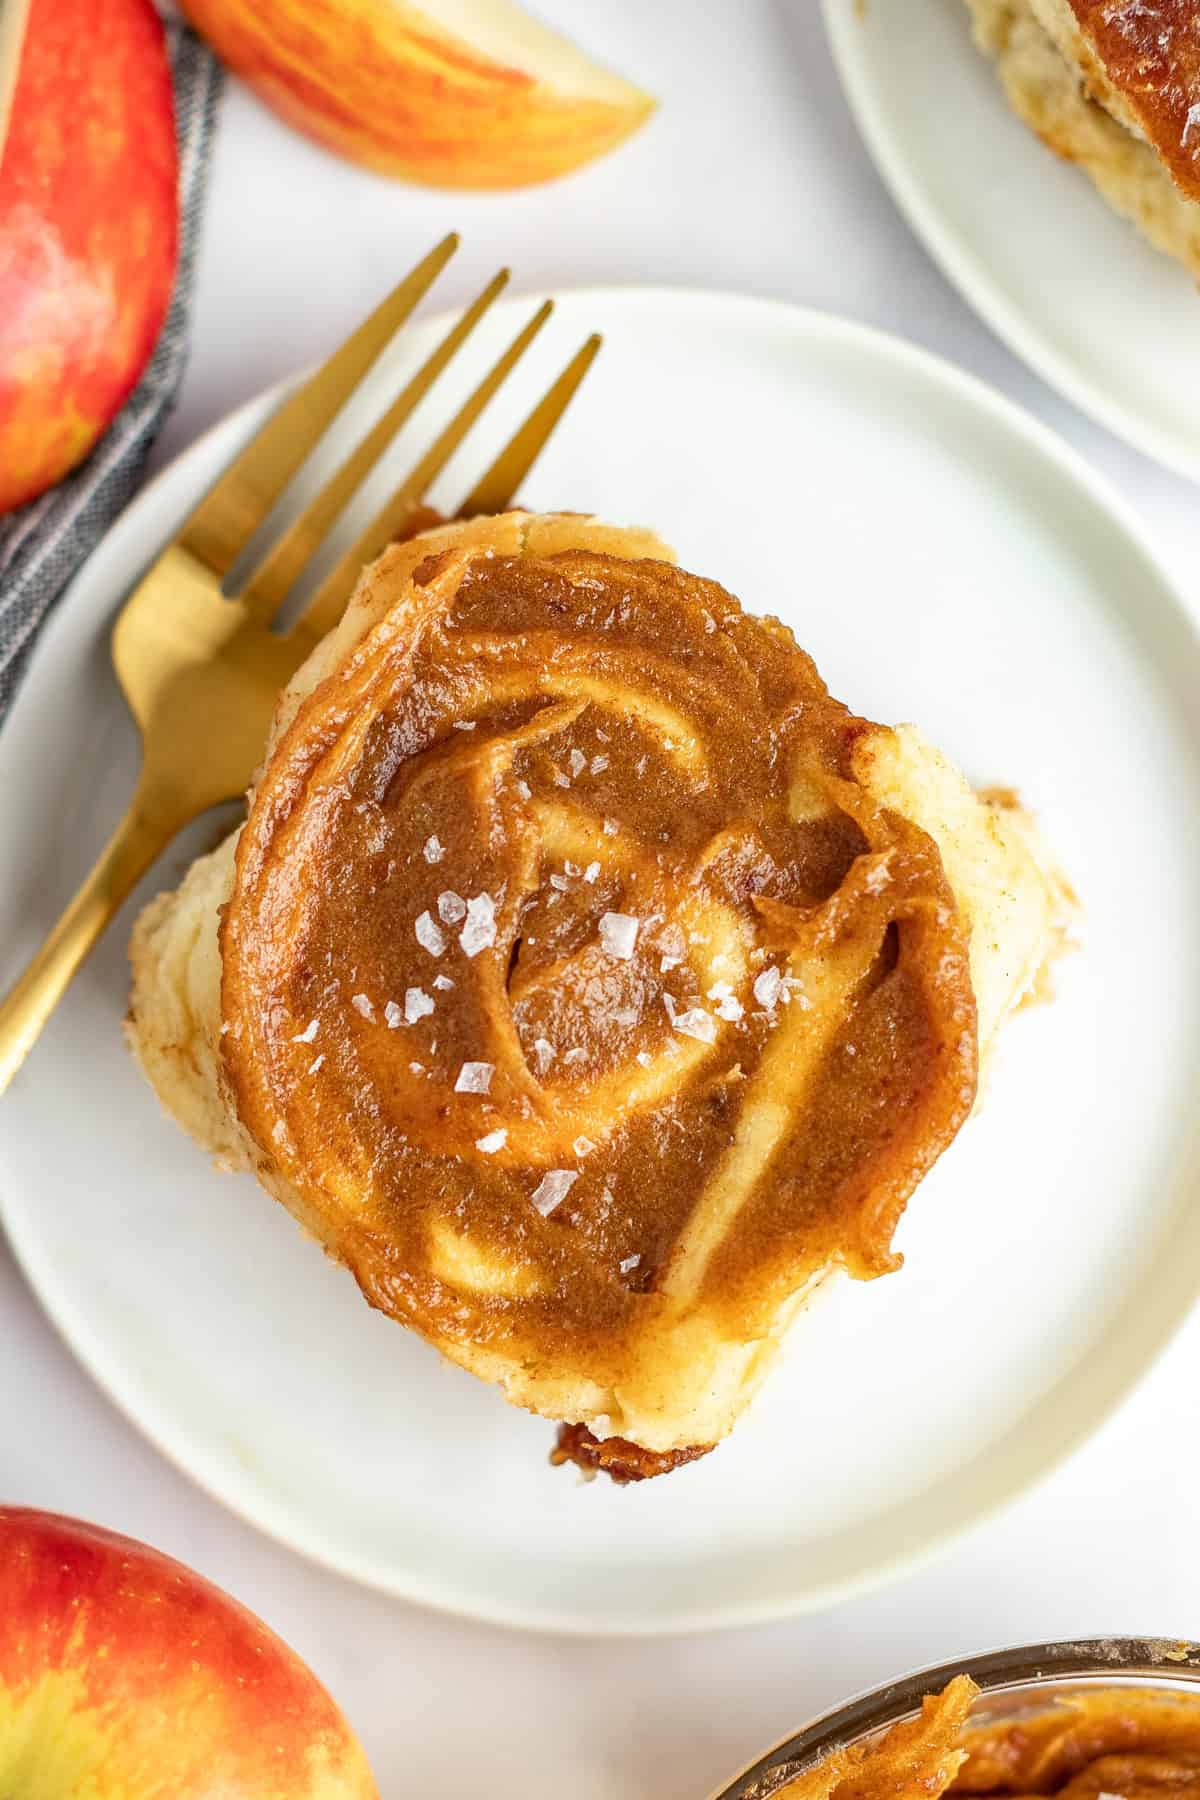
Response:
[0,796,174,1096]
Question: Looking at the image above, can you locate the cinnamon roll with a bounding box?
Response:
[128,513,1072,1477]
[964,0,1200,279]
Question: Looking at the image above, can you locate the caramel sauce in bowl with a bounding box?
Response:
[715,1639,1200,1800]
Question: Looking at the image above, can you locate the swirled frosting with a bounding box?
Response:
[211,514,979,1458]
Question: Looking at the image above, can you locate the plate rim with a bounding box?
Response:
[820,0,1200,486]
[3,281,1200,1636]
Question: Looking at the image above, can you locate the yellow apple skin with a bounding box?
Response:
[178,0,654,188]
[0,1508,379,1798]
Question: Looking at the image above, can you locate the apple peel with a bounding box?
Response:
[0,1507,378,1798]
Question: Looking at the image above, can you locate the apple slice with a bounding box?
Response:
[0,1508,378,1797]
[179,0,655,188]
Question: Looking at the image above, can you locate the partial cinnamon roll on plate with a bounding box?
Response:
[127,511,1073,1479]
[962,0,1200,280]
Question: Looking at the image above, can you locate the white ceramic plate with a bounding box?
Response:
[3,288,1199,1635]
[822,0,1200,483]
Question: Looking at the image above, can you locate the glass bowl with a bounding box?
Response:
[714,1637,1200,1800]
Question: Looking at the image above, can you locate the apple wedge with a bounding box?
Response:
[179,0,655,187]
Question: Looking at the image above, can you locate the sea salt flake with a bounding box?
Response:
[452,719,476,731]
[564,1047,588,1064]
[753,965,783,1010]
[673,1007,717,1044]
[590,754,609,775]
[583,861,601,884]
[423,835,444,864]
[531,1170,578,1216]
[351,992,376,1021]
[569,748,586,777]
[602,818,619,836]
[549,873,571,891]
[459,892,497,957]
[613,1006,639,1028]
[635,1051,652,1067]
[476,1129,507,1154]
[455,1060,494,1094]
[437,890,467,925]
[1184,101,1200,145]
[410,1061,425,1075]
[599,912,639,960]
[415,911,446,956]
[620,1253,641,1274]
[384,1000,405,1029]
[863,860,891,895]
[708,981,744,1022]
[433,974,455,991]
[271,1119,289,1145]
[515,779,532,800]
[308,1054,325,1074]
[573,1136,596,1156]
[405,987,435,1024]
[552,768,571,789]
[292,1018,319,1044]
[565,860,580,877]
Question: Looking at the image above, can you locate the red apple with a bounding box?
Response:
[0,0,178,515]
[0,1508,379,1796]
[179,0,654,189]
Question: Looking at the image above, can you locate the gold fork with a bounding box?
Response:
[0,234,599,1094]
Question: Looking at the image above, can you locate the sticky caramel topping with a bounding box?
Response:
[773,1681,1200,1800]
[220,545,976,1392]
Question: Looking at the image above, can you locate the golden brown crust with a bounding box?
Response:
[1063,0,1200,200]
[215,517,977,1457]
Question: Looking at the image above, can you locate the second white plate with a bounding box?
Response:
[822,0,1200,482]
[2,287,1200,1632]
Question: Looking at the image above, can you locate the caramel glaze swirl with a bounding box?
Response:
[220,520,978,1461]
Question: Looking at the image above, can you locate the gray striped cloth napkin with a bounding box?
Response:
[0,22,223,724]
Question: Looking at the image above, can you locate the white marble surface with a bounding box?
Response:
[5,2,1199,1794]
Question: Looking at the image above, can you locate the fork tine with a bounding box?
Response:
[177,233,459,579]
[294,300,555,647]
[457,333,602,519]
[238,269,511,623]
